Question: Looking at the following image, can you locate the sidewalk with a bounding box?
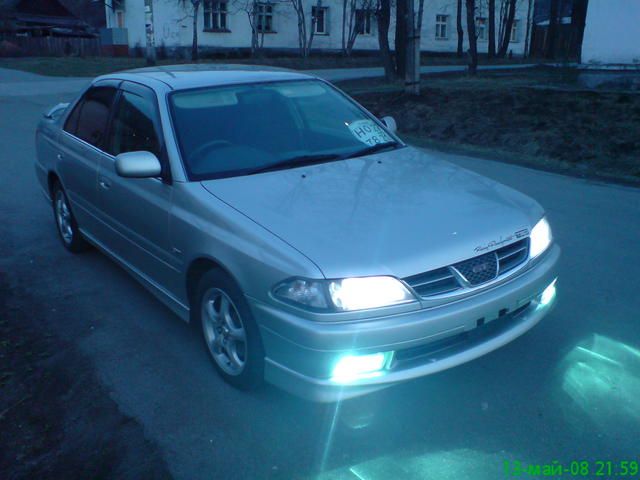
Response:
[0,63,544,97]
[309,63,540,81]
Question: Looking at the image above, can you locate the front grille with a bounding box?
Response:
[452,251,498,286]
[403,266,460,297]
[497,238,529,274]
[404,238,530,298]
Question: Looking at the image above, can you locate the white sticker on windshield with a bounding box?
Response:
[347,120,393,146]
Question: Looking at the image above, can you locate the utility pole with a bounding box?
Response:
[404,0,419,95]
[144,0,156,65]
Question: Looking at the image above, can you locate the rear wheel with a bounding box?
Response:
[52,182,89,253]
[195,269,264,389]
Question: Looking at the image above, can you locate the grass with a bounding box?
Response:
[342,67,640,184]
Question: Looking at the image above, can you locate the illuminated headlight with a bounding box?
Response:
[328,276,414,311]
[530,217,552,258]
[273,276,416,312]
[331,352,394,383]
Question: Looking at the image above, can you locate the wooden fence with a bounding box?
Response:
[0,34,101,57]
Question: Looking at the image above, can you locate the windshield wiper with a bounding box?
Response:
[343,141,401,160]
[249,153,343,175]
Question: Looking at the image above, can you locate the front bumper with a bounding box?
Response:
[250,244,560,402]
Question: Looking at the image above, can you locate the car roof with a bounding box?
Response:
[97,64,316,91]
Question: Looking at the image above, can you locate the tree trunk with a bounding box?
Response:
[497,0,516,57]
[395,0,407,78]
[405,0,417,94]
[376,0,395,80]
[571,0,589,61]
[341,0,347,54]
[488,0,496,57]
[456,0,464,57]
[191,0,199,61]
[545,0,559,59]
[465,0,478,74]
[144,0,156,65]
[523,0,533,57]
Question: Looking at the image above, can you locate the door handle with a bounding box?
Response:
[56,153,63,161]
[99,179,111,190]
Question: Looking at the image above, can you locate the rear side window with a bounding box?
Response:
[107,90,161,158]
[64,86,117,148]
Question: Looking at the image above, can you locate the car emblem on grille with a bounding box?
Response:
[452,252,499,286]
[472,262,490,274]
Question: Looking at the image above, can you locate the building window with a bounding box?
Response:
[312,6,328,35]
[355,9,372,35]
[115,9,125,28]
[204,1,228,31]
[256,3,274,33]
[435,14,448,40]
[510,19,519,42]
[476,17,486,41]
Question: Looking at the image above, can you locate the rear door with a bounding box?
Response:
[58,82,118,237]
[97,81,180,294]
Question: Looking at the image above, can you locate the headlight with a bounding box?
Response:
[530,217,552,258]
[328,276,415,311]
[273,276,416,312]
[273,278,329,309]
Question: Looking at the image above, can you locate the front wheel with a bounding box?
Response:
[196,269,264,389]
[52,182,89,253]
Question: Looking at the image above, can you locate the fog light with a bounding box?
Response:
[539,279,557,307]
[331,352,393,383]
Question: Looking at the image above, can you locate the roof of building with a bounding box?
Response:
[114,64,315,90]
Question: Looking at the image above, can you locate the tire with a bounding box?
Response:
[195,269,264,390]
[52,181,89,253]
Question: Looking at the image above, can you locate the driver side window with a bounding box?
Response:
[107,90,161,158]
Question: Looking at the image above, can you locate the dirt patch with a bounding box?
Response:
[0,273,173,480]
[346,68,640,183]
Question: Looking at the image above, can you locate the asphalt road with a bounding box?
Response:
[1,70,639,480]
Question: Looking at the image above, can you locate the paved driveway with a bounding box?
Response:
[1,71,638,480]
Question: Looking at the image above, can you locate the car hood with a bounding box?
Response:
[201,147,544,279]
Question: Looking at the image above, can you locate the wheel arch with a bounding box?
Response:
[47,171,61,198]
[185,256,243,322]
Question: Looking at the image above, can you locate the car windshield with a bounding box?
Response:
[169,80,401,180]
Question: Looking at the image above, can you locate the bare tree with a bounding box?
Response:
[571,0,589,61]
[395,0,407,78]
[456,0,464,57]
[405,0,425,94]
[342,0,376,56]
[497,0,516,57]
[288,0,321,57]
[488,0,496,57]
[523,0,533,57]
[465,0,478,74]
[177,0,203,61]
[232,0,262,55]
[144,0,156,65]
[375,0,395,80]
[545,0,560,59]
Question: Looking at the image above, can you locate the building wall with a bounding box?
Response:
[106,0,531,56]
[581,0,640,65]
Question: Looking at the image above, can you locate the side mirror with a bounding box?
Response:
[115,151,162,178]
[381,116,397,134]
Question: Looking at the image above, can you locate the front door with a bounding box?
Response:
[96,81,180,296]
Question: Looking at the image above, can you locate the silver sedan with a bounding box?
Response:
[35,66,559,402]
